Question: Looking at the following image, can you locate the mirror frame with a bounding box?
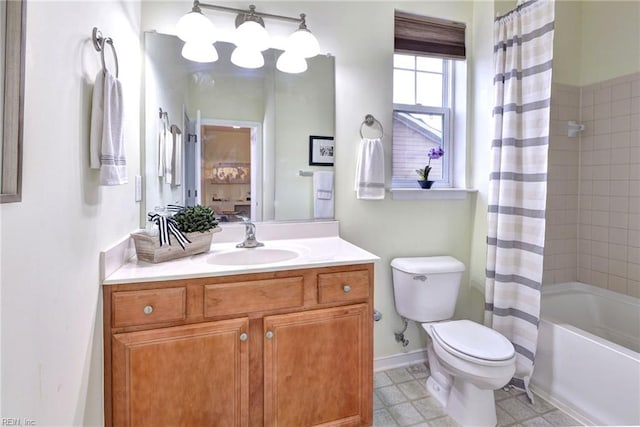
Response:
[1,0,26,203]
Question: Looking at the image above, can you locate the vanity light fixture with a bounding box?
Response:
[176,1,320,72]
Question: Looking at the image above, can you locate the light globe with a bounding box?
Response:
[176,11,216,43]
[230,46,264,69]
[276,52,308,74]
[286,28,319,58]
[181,42,218,63]
[234,20,270,51]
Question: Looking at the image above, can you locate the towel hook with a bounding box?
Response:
[360,114,383,139]
[92,27,119,78]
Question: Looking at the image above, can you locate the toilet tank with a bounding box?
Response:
[391,256,465,322]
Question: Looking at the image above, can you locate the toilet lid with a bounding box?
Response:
[391,256,465,274]
[431,320,515,362]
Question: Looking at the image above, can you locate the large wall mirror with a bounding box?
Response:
[144,32,335,223]
[1,0,25,203]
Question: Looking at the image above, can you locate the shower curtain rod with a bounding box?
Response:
[495,0,539,21]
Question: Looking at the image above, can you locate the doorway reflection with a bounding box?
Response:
[202,125,252,221]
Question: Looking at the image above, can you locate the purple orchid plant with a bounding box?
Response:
[416,147,445,181]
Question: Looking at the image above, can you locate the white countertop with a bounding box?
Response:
[103,236,379,285]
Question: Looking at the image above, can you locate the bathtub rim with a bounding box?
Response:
[542,281,640,306]
[540,281,639,359]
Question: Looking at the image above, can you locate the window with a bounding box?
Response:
[392,11,465,190]
[392,54,451,187]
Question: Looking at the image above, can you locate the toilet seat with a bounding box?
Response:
[430,320,515,367]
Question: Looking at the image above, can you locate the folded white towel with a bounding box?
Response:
[313,171,334,219]
[354,138,384,200]
[90,70,127,185]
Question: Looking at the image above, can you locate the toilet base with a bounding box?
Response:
[426,376,449,408]
[426,342,498,426]
[426,343,452,408]
[446,377,497,427]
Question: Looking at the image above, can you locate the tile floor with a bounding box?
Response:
[373,363,583,427]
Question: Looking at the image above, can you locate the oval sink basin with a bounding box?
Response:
[206,247,300,266]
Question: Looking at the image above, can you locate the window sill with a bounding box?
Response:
[390,187,477,201]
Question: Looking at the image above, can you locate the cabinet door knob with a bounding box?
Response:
[265,331,274,340]
[343,284,352,293]
[239,333,248,342]
[143,305,154,315]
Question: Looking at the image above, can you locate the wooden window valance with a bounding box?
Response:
[394,11,466,60]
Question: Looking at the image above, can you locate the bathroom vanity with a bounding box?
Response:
[102,226,377,427]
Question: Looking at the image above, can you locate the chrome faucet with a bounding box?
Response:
[236,217,264,248]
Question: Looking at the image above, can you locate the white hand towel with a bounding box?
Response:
[158,118,167,177]
[171,128,182,186]
[164,129,173,184]
[313,171,334,219]
[354,138,384,200]
[90,70,127,185]
[89,71,104,170]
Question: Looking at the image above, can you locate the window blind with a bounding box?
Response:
[394,11,466,60]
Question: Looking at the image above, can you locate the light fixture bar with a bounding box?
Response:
[194,1,303,24]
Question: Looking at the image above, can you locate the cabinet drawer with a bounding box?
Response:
[204,277,304,317]
[112,287,186,328]
[318,270,370,304]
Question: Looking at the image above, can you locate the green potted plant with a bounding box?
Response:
[416,147,444,189]
[173,205,219,233]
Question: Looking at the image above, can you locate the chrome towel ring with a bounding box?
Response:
[92,27,119,78]
[359,114,383,139]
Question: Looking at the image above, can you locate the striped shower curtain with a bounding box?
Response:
[485,0,555,399]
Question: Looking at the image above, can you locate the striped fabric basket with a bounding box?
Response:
[131,227,221,263]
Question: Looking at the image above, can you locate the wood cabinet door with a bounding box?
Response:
[112,319,249,427]
[263,304,372,427]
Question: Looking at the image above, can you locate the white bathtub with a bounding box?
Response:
[531,282,640,426]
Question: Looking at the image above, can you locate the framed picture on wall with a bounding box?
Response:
[309,136,335,166]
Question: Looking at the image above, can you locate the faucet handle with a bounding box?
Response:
[235,215,250,223]
[246,222,256,238]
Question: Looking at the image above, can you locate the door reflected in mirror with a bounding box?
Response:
[144,32,335,223]
[202,124,253,222]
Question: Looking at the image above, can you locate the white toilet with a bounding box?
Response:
[391,256,516,427]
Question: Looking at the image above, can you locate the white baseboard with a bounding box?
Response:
[374,348,428,372]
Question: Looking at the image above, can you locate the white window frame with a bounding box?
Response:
[391,105,452,188]
[392,56,455,189]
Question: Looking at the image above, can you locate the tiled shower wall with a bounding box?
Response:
[544,73,640,298]
[543,84,580,285]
